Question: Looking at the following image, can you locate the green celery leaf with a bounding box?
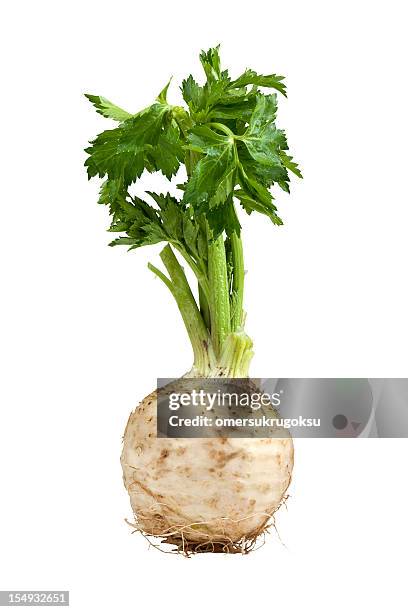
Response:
[239,95,283,166]
[279,151,303,178]
[149,124,184,179]
[85,103,182,189]
[247,94,278,131]
[236,94,295,195]
[157,78,172,104]
[182,215,199,257]
[157,194,184,242]
[182,47,231,118]
[181,75,205,111]
[230,69,287,96]
[85,125,146,184]
[109,192,207,261]
[206,199,241,239]
[236,169,283,225]
[84,94,133,121]
[184,127,236,206]
[199,45,222,81]
[237,144,288,186]
[208,98,256,122]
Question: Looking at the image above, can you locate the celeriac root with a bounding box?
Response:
[121,381,294,554]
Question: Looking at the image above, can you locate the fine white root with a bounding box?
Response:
[124,494,290,555]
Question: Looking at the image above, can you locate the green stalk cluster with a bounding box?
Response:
[150,218,252,377]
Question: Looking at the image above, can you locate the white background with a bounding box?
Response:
[1,0,407,610]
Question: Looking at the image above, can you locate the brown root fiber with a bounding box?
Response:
[125,494,289,556]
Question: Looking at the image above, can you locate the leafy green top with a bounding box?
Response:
[85,45,301,248]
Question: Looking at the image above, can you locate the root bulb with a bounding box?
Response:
[120,382,294,555]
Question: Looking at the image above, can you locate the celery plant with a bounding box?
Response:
[85,46,301,378]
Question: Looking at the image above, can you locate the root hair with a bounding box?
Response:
[124,494,289,556]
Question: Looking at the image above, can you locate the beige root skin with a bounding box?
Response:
[121,388,294,554]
